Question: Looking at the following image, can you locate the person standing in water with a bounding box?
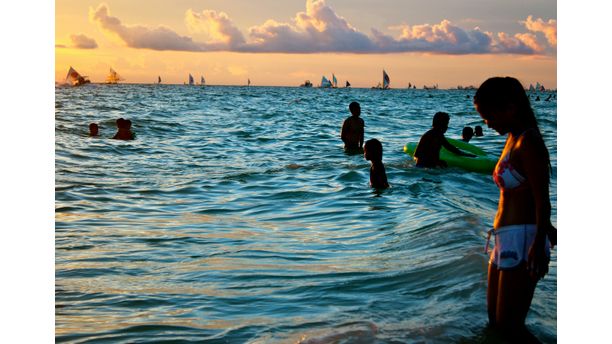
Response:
[364,138,389,189]
[413,112,475,168]
[474,76,556,342]
[474,125,484,137]
[341,102,364,152]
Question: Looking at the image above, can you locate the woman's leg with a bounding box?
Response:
[495,264,538,335]
[486,264,499,326]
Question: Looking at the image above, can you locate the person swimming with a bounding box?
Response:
[89,123,99,137]
[112,118,135,140]
[364,138,389,189]
[341,102,364,152]
[461,126,474,142]
[413,112,476,168]
[474,125,484,137]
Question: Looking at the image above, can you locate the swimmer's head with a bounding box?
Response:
[349,102,361,116]
[432,112,450,132]
[462,126,474,142]
[89,123,99,136]
[364,138,383,161]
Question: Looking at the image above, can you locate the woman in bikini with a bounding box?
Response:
[474,77,557,341]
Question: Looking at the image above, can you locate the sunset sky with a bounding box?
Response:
[55,0,557,88]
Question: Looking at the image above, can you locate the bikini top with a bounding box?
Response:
[493,132,528,189]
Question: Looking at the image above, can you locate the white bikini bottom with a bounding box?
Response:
[486,224,551,270]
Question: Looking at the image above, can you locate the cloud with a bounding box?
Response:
[185,9,245,49]
[245,0,375,53]
[89,1,555,55]
[522,15,556,46]
[89,4,203,51]
[70,34,98,49]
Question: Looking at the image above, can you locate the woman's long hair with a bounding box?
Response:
[474,76,551,177]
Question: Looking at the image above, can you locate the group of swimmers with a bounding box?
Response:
[340,102,487,189]
[342,76,557,342]
[88,118,135,140]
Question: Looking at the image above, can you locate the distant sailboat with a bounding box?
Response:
[200,76,205,86]
[320,76,332,88]
[105,67,124,84]
[332,74,338,88]
[382,70,390,89]
[528,83,535,92]
[157,76,162,84]
[65,66,90,86]
[345,81,351,88]
[372,70,390,89]
[188,74,194,85]
[300,80,313,87]
[248,78,251,86]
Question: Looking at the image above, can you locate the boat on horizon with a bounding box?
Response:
[65,66,91,86]
[332,74,338,88]
[345,81,351,88]
[320,76,333,88]
[200,76,206,86]
[372,70,390,89]
[300,80,313,87]
[157,76,162,84]
[105,68,124,84]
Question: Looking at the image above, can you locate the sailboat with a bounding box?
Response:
[188,74,194,85]
[65,66,90,86]
[372,70,390,89]
[345,81,351,88]
[105,68,124,84]
[528,83,535,92]
[535,82,541,93]
[332,74,338,88]
[247,78,251,86]
[382,70,390,89]
[320,76,333,88]
[157,76,162,84]
[200,76,205,86]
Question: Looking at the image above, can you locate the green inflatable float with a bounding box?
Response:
[403,138,497,174]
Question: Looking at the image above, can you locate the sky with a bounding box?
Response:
[55,0,557,88]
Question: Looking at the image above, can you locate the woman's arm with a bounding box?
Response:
[519,130,555,280]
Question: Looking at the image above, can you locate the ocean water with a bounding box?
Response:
[55,85,557,343]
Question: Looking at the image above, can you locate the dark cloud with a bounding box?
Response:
[70,34,98,49]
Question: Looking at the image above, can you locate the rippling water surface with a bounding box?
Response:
[55,84,557,343]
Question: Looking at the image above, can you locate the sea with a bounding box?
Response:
[55,84,557,343]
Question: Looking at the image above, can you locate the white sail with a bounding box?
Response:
[332,74,338,88]
[200,76,205,85]
[320,76,332,88]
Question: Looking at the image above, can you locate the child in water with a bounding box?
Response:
[364,138,389,189]
[341,102,364,152]
[414,112,476,168]
[461,126,474,142]
[474,125,484,137]
[112,118,135,140]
